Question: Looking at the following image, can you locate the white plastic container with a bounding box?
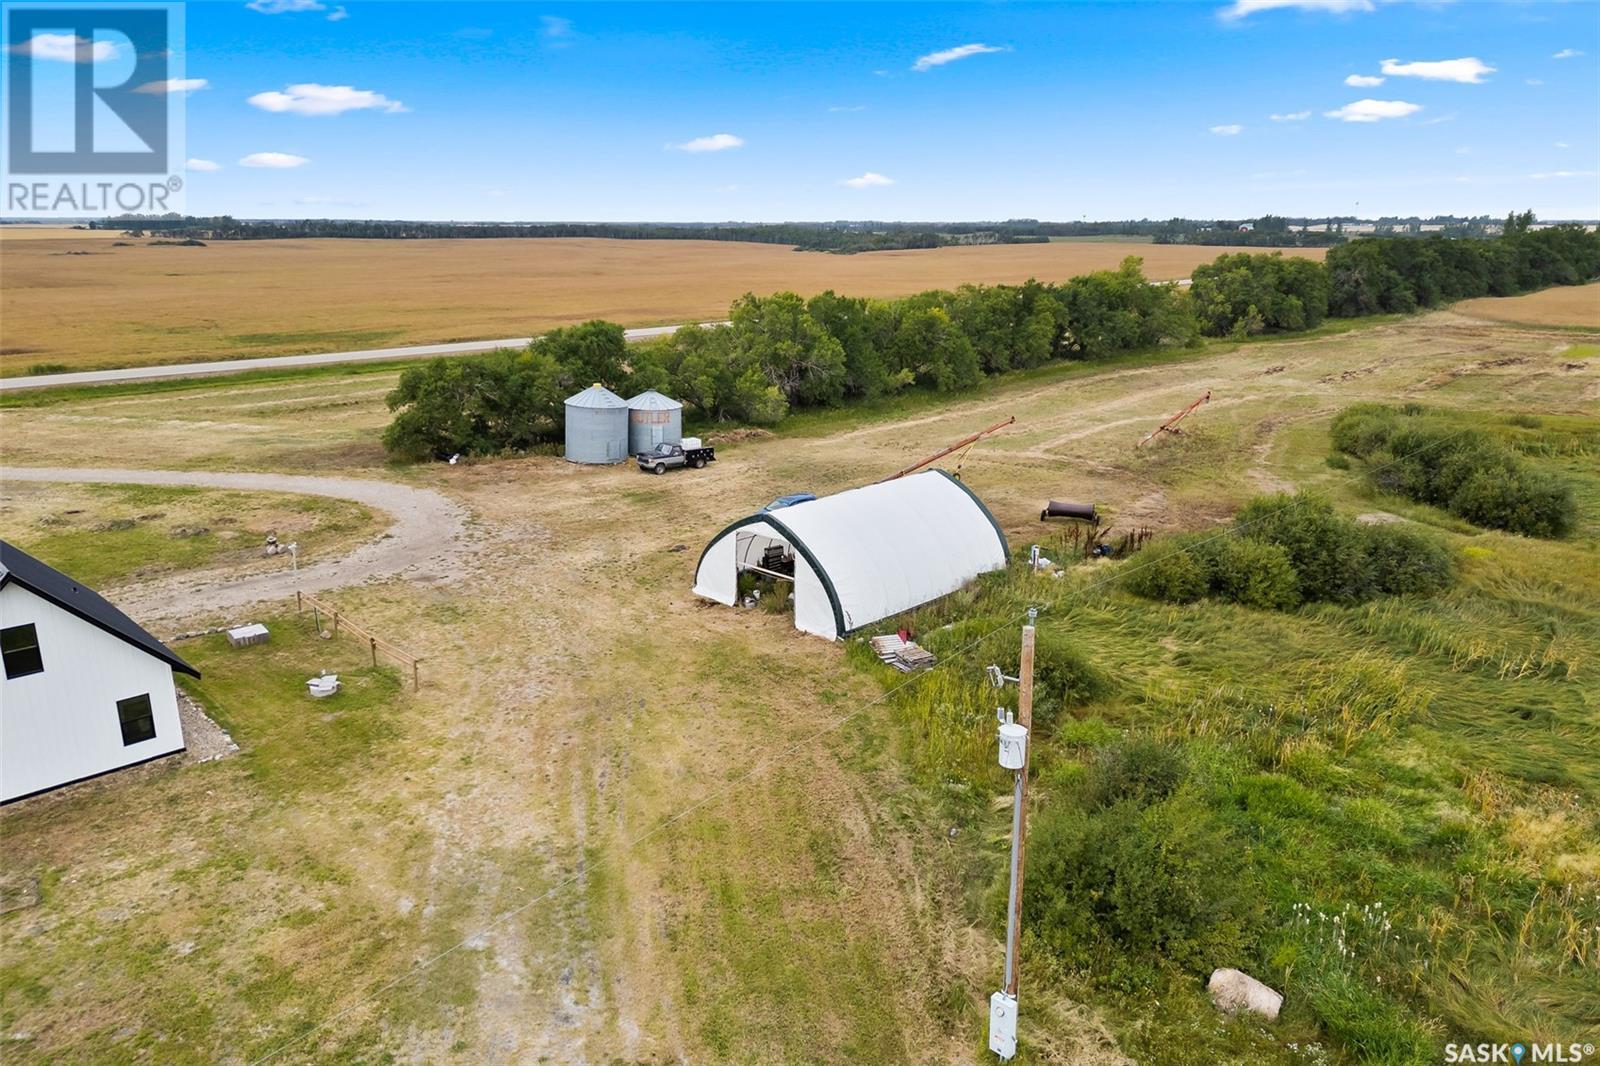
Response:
[680,436,702,450]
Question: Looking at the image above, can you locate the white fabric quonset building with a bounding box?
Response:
[1,540,198,803]
[693,470,1010,640]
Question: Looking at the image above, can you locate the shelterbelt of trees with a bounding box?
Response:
[382,224,1600,461]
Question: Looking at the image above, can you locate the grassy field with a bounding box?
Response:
[1454,283,1600,329]
[0,236,1324,373]
[0,482,376,589]
[0,309,1594,1063]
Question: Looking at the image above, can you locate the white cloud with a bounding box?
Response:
[1345,73,1385,86]
[542,15,572,39]
[1530,170,1599,180]
[185,158,221,172]
[134,78,209,95]
[670,133,744,152]
[1379,57,1495,83]
[1210,124,1244,135]
[1454,146,1471,155]
[841,172,894,188]
[8,32,117,62]
[1324,98,1423,122]
[1552,48,1583,60]
[239,151,309,168]
[1270,110,1312,121]
[1218,0,1374,22]
[247,0,326,13]
[1554,141,1570,149]
[912,43,1008,72]
[249,83,408,116]
[829,105,867,113]
[1525,78,1544,86]
[327,5,348,20]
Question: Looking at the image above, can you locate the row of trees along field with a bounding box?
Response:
[383,224,1600,460]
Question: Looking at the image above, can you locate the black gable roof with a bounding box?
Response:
[0,540,200,678]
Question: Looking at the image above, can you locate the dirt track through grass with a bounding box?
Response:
[0,312,1594,1062]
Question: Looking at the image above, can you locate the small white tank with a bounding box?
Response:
[998,719,1028,770]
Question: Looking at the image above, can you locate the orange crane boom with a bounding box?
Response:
[1137,390,1211,448]
[881,416,1016,482]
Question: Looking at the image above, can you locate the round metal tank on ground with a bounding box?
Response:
[626,390,684,454]
[564,384,629,464]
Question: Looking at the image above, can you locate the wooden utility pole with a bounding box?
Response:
[991,609,1037,1060]
[1003,614,1036,999]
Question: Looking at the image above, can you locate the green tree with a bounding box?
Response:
[729,291,847,407]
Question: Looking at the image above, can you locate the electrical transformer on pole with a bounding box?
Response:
[989,607,1036,1060]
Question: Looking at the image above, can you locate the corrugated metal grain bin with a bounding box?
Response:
[626,390,684,454]
[564,384,629,464]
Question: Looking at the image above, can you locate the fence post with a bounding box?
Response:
[370,637,378,666]
[296,590,302,614]
[412,660,420,691]
[332,611,339,635]
[312,605,321,632]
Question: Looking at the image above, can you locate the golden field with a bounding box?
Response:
[0,236,1325,372]
[1455,281,1600,328]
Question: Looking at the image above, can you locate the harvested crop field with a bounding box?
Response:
[1455,281,1600,328]
[0,237,1324,373]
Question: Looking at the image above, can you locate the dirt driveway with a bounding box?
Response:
[0,467,471,621]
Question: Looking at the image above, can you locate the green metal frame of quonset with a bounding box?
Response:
[694,470,1009,639]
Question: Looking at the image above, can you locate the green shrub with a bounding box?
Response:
[1026,790,1260,979]
[1360,524,1456,596]
[1081,738,1189,809]
[1333,405,1576,538]
[1235,493,1374,604]
[1196,536,1302,610]
[1120,535,1211,603]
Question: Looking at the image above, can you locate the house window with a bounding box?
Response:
[1,623,44,679]
[116,694,156,746]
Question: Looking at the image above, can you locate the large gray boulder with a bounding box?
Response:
[1207,968,1283,1021]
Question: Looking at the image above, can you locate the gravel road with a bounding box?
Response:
[1,467,471,622]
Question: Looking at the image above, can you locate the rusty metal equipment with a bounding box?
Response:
[881,416,1016,482]
[1040,500,1099,525]
[1137,390,1211,448]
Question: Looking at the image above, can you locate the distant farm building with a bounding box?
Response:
[693,471,1009,640]
[1,540,198,803]
[564,384,629,464]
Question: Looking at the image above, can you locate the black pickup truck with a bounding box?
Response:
[636,439,716,474]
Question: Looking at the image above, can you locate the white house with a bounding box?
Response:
[1,540,198,803]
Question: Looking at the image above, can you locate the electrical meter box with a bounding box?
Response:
[988,990,1017,1059]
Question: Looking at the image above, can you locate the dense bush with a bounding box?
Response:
[1331,405,1577,537]
[1189,252,1330,337]
[1325,224,1600,318]
[1124,493,1456,608]
[1026,742,1261,982]
[1029,630,1114,734]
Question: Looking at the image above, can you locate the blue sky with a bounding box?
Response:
[153,1,1600,220]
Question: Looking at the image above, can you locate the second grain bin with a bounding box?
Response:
[626,390,683,455]
[564,384,629,464]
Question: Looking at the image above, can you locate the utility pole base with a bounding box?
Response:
[988,991,1018,1060]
